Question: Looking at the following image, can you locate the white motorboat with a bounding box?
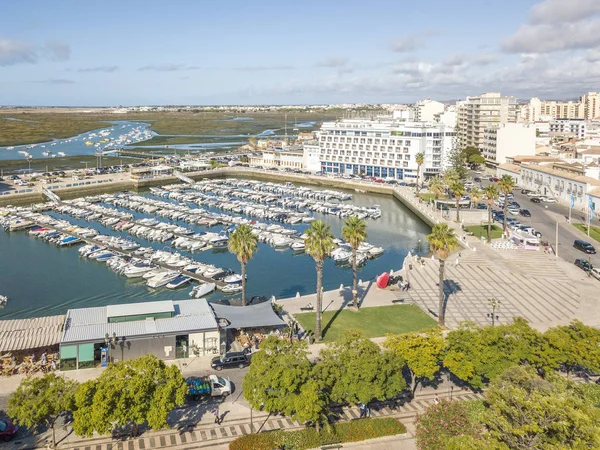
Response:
[123,262,156,278]
[223,274,243,285]
[290,241,305,251]
[189,282,216,298]
[209,235,228,248]
[331,248,351,263]
[368,246,384,257]
[0,295,7,307]
[147,270,179,288]
[166,275,192,289]
[142,268,168,279]
[220,284,243,294]
[203,266,225,279]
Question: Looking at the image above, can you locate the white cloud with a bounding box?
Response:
[442,53,466,67]
[315,57,348,68]
[45,40,70,61]
[530,0,600,24]
[0,37,37,66]
[473,53,497,66]
[390,35,423,53]
[77,66,119,73]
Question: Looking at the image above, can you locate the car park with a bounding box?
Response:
[519,209,531,217]
[211,352,250,370]
[574,240,596,254]
[530,197,542,203]
[575,258,593,272]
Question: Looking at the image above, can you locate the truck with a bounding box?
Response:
[186,375,232,400]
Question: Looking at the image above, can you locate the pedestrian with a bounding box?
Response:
[41,351,48,365]
[434,395,439,405]
[359,403,366,418]
[405,282,411,291]
[213,407,220,424]
[366,403,371,418]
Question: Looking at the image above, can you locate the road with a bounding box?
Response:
[468,170,600,269]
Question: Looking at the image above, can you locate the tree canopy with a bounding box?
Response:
[8,373,79,448]
[72,355,187,437]
[316,329,406,405]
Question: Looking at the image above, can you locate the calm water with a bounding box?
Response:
[0,186,430,319]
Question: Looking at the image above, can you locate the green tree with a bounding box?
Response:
[243,337,313,416]
[72,355,187,438]
[415,399,484,450]
[483,184,499,243]
[446,435,508,450]
[292,379,329,432]
[469,153,486,167]
[228,223,258,306]
[484,365,600,450]
[461,146,481,162]
[497,175,515,232]
[447,133,468,179]
[429,176,444,200]
[317,329,406,405]
[383,328,444,396]
[305,220,335,341]
[8,374,79,449]
[427,223,459,327]
[450,180,466,222]
[543,320,600,378]
[341,216,368,310]
[415,152,425,193]
[469,186,482,209]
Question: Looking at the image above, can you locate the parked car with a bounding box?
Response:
[526,191,540,197]
[508,207,520,215]
[590,267,600,281]
[211,352,250,371]
[530,197,542,203]
[489,177,499,182]
[474,177,482,182]
[521,189,532,195]
[519,209,531,217]
[575,258,593,272]
[0,420,18,441]
[543,197,557,203]
[574,240,596,254]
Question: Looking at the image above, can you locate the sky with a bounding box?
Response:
[1,0,599,106]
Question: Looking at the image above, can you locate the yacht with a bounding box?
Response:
[203,267,225,279]
[223,274,243,285]
[147,270,180,288]
[368,246,384,257]
[166,275,192,289]
[331,248,352,263]
[189,282,216,298]
[220,284,243,294]
[123,262,156,278]
[209,235,228,248]
[290,241,305,251]
[142,268,168,280]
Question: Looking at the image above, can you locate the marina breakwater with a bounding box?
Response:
[0,168,441,228]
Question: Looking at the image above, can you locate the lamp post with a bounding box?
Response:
[104,332,117,363]
[487,298,501,326]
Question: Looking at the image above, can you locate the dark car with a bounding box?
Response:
[0,420,18,441]
[574,240,596,254]
[575,259,593,272]
[211,352,250,371]
[530,197,542,203]
[489,177,499,182]
[519,209,531,217]
[474,177,482,182]
[521,189,532,195]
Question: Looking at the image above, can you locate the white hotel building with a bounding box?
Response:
[314,119,454,180]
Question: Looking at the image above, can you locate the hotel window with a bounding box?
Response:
[360,138,366,143]
[382,139,387,145]
[367,152,373,157]
[374,139,380,144]
[405,155,410,160]
[403,161,409,167]
[354,138,359,143]
[333,137,338,142]
[374,153,379,158]
[405,141,411,146]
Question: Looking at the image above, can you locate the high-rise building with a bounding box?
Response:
[456,92,518,150]
[582,92,600,120]
[413,99,445,122]
[482,123,536,165]
[313,118,454,179]
[521,92,599,122]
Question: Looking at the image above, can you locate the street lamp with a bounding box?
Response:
[104,332,117,363]
[487,298,501,326]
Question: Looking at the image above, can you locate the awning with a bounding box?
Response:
[210,301,286,329]
[0,315,66,353]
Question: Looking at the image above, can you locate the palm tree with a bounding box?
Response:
[484,184,499,243]
[228,224,258,306]
[305,220,335,341]
[469,187,481,210]
[429,176,444,200]
[497,175,515,233]
[341,216,368,310]
[450,180,466,223]
[427,224,459,327]
[415,152,425,194]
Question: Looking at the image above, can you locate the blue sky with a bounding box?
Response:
[1,0,599,106]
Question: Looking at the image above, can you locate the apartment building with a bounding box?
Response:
[521,92,600,122]
[414,99,445,122]
[482,123,536,165]
[549,119,587,139]
[315,118,454,179]
[249,149,304,169]
[456,92,518,150]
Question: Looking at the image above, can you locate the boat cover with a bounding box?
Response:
[376,272,390,289]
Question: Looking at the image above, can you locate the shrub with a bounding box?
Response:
[229,418,406,450]
[415,399,483,450]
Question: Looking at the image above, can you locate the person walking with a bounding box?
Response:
[359,403,366,418]
[213,407,221,424]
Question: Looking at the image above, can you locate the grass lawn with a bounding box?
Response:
[573,223,600,243]
[295,304,436,342]
[465,224,502,240]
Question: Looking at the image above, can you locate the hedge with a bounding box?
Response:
[229,417,406,450]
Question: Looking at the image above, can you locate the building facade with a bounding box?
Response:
[457,92,518,150]
[414,99,445,122]
[315,118,454,179]
[249,149,305,169]
[549,119,587,139]
[482,123,536,165]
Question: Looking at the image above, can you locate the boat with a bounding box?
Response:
[220,284,243,294]
[142,268,167,279]
[368,246,384,257]
[209,235,228,248]
[88,249,113,260]
[290,241,305,251]
[166,275,192,289]
[223,274,243,285]
[123,262,156,278]
[57,152,66,157]
[203,267,225,279]
[95,252,116,262]
[147,270,179,288]
[0,295,7,307]
[85,141,94,146]
[189,282,216,298]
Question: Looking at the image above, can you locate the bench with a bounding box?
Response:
[391,299,404,304]
[300,306,314,311]
[321,441,342,450]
